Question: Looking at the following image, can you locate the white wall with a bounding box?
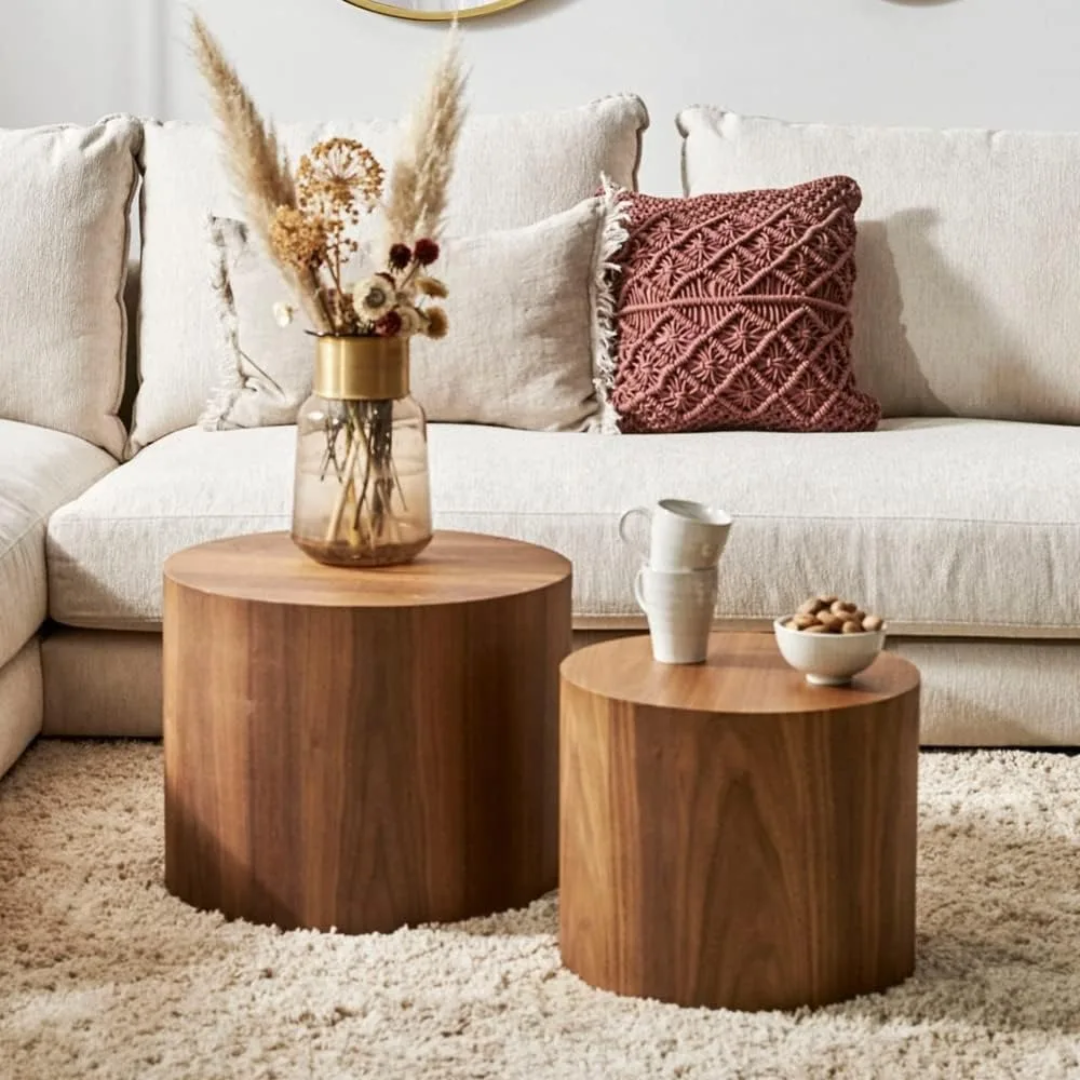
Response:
[2,0,1078,193]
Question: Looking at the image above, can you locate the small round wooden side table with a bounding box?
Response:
[559,632,920,1012]
[163,530,571,934]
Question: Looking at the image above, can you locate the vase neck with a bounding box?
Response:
[314,336,409,400]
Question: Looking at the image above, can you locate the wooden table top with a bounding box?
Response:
[561,632,919,716]
[164,530,571,608]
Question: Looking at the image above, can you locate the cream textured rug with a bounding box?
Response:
[1,742,1079,1080]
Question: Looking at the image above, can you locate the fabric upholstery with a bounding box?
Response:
[48,427,292,630]
[605,178,879,434]
[0,420,116,668]
[0,118,140,457]
[0,640,42,782]
[45,417,1080,638]
[678,108,1080,425]
[41,630,161,738]
[886,637,1080,747]
[130,97,649,453]
[38,627,1080,746]
[201,197,617,432]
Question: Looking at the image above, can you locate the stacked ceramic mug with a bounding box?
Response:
[619,499,733,664]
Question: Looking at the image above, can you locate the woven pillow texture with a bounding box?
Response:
[606,176,881,434]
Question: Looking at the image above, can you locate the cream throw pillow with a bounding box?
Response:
[131,96,649,453]
[679,106,1080,425]
[0,117,139,458]
[201,197,620,432]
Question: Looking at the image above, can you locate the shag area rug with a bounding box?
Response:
[1,742,1079,1080]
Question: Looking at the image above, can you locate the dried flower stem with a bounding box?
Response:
[327,412,363,544]
[324,402,397,547]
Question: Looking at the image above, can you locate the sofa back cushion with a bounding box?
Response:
[129,96,649,454]
[679,107,1080,424]
[0,118,140,458]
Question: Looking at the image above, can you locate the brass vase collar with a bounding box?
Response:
[314,335,410,401]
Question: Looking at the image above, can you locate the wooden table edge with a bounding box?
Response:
[163,530,573,609]
[560,632,921,715]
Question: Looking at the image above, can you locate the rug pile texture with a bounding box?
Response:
[1,741,1079,1079]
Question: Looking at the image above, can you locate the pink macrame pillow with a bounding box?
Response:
[602,177,881,434]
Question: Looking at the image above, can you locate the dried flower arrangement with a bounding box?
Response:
[191,14,464,341]
[267,145,450,340]
[191,14,467,564]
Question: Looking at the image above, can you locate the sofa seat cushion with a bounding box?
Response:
[46,418,1080,638]
[48,427,293,630]
[0,420,117,666]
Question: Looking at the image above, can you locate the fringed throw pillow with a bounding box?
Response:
[202,194,626,433]
[599,176,881,434]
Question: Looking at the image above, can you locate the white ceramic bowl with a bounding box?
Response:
[773,618,886,686]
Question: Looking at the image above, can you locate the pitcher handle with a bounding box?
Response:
[619,506,651,559]
[633,567,648,613]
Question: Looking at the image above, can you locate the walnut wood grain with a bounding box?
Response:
[164,530,571,934]
[559,632,920,1012]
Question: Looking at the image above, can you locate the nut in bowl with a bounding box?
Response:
[774,595,887,686]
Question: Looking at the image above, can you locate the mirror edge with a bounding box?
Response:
[340,0,532,21]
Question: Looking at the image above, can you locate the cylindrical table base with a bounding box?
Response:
[165,573,569,933]
[559,680,919,1011]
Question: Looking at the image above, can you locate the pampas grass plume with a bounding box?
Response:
[385,24,469,249]
[190,13,330,333]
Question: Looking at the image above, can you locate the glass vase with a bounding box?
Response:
[291,335,432,568]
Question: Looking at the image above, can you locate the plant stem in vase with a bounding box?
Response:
[293,336,431,567]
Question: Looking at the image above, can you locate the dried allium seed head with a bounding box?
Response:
[296,138,385,216]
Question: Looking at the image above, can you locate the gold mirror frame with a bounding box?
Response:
[341,0,531,20]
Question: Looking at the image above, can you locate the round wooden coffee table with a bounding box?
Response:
[163,530,571,933]
[559,632,920,1012]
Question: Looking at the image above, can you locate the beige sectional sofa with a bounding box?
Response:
[3,98,1080,782]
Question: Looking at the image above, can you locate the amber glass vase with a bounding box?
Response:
[291,335,432,568]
